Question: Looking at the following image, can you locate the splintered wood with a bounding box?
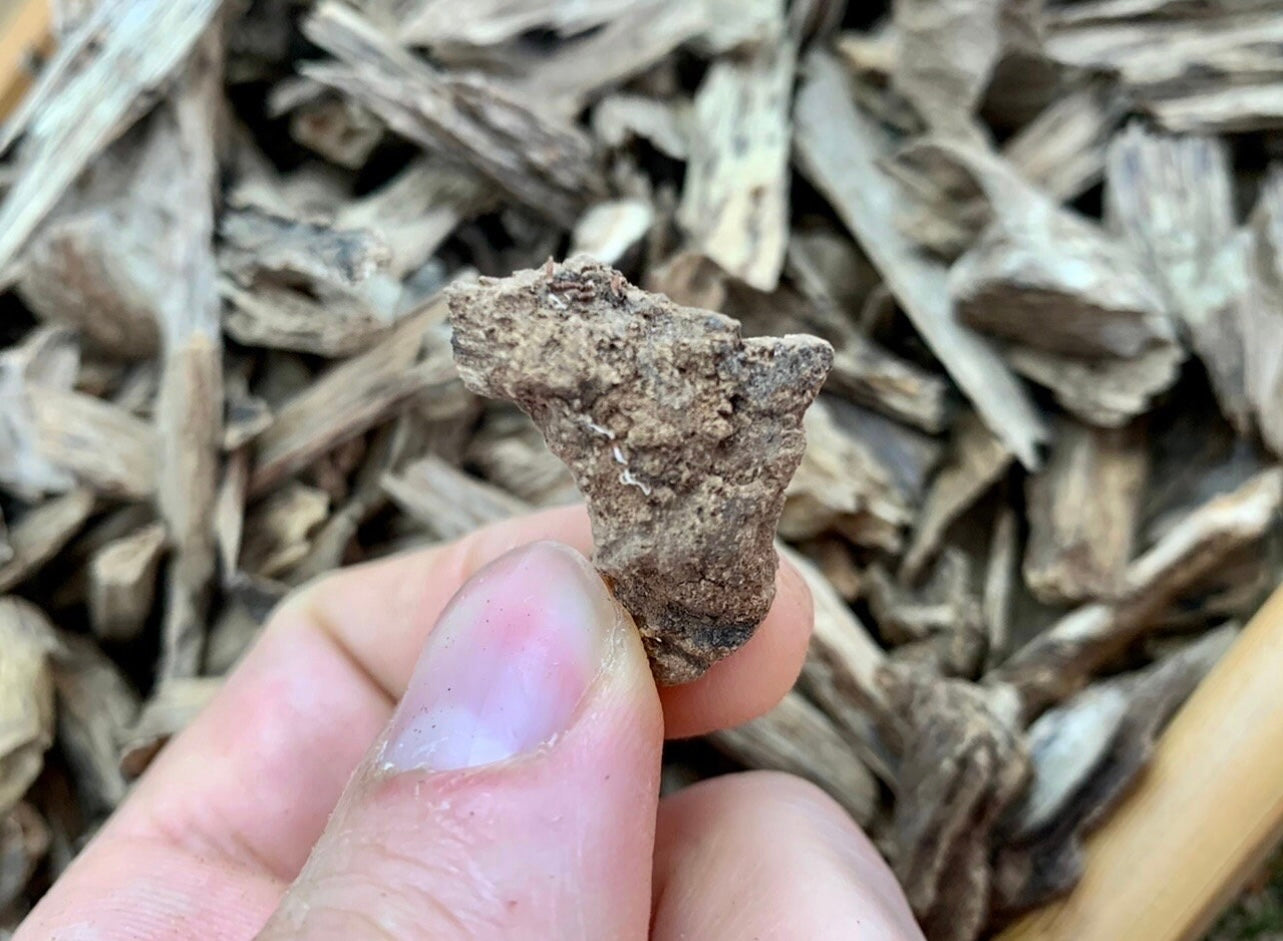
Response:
[1,0,1282,937]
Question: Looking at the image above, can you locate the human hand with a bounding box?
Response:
[17,506,922,940]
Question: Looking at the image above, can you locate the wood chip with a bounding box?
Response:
[708,690,879,824]
[1245,168,1283,459]
[1023,420,1148,605]
[239,483,331,579]
[678,33,793,290]
[383,456,531,543]
[0,802,49,913]
[30,389,156,499]
[0,600,56,817]
[0,490,95,594]
[87,522,167,644]
[1003,80,1124,202]
[570,199,654,266]
[794,52,1047,469]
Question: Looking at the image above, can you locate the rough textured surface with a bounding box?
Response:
[449,256,832,683]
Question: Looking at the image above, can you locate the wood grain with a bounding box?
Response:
[998,581,1283,941]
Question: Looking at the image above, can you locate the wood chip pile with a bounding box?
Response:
[2,1,1282,938]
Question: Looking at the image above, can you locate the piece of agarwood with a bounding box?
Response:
[826,336,952,434]
[868,549,984,665]
[382,456,532,543]
[0,490,95,594]
[993,624,1236,917]
[30,389,156,500]
[218,205,389,289]
[0,0,225,277]
[903,411,1013,583]
[1245,169,1283,460]
[890,0,1003,143]
[239,483,331,580]
[271,82,384,169]
[0,326,79,499]
[793,52,1046,469]
[152,29,224,683]
[983,503,1019,668]
[707,690,879,825]
[1023,421,1148,605]
[1002,80,1124,202]
[87,522,167,644]
[784,545,895,784]
[119,678,221,779]
[0,599,56,817]
[248,298,456,495]
[50,634,138,814]
[213,450,249,590]
[796,537,864,602]
[991,468,1283,715]
[782,396,927,553]
[302,1,603,228]
[591,94,689,160]
[879,666,1028,941]
[393,0,635,46]
[678,33,793,291]
[221,277,401,358]
[1106,123,1250,431]
[1008,342,1185,429]
[450,257,831,684]
[0,511,9,569]
[570,199,654,267]
[0,802,48,913]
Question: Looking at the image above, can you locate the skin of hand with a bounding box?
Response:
[16,506,923,940]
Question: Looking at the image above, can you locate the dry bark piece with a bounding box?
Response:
[120,678,221,779]
[991,468,1283,715]
[0,490,96,594]
[219,205,389,288]
[1023,420,1148,605]
[707,690,879,825]
[383,456,532,543]
[50,633,139,814]
[0,326,80,500]
[867,549,985,674]
[393,0,636,46]
[87,522,167,644]
[30,389,157,499]
[1105,123,1249,431]
[466,406,579,508]
[449,256,832,684]
[793,52,1046,469]
[570,200,654,267]
[983,503,1019,667]
[591,95,689,160]
[302,1,604,228]
[879,666,1028,941]
[0,599,56,817]
[903,411,1013,583]
[678,33,794,291]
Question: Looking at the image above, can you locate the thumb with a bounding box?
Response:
[258,542,664,941]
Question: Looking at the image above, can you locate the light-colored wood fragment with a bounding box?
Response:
[992,468,1283,715]
[903,412,1013,583]
[302,1,603,227]
[0,0,225,277]
[383,456,531,542]
[50,634,139,813]
[1003,81,1124,202]
[0,326,80,500]
[248,300,456,495]
[0,490,96,595]
[677,33,793,290]
[591,94,688,160]
[0,599,56,817]
[214,449,249,588]
[794,52,1046,469]
[707,690,879,824]
[826,336,951,434]
[983,503,1019,667]
[31,390,157,499]
[1024,421,1148,605]
[570,200,654,266]
[120,678,221,779]
[1245,169,1283,460]
[465,407,580,508]
[1106,123,1249,430]
[395,0,635,46]
[239,483,331,579]
[87,522,167,644]
[1009,342,1184,429]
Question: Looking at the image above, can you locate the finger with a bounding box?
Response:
[292,504,813,737]
[259,542,662,940]
[652,772,924,941]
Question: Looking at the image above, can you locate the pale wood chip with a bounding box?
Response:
[0,490,96,594]
[87,522,167,644]
[0,600,57,817]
